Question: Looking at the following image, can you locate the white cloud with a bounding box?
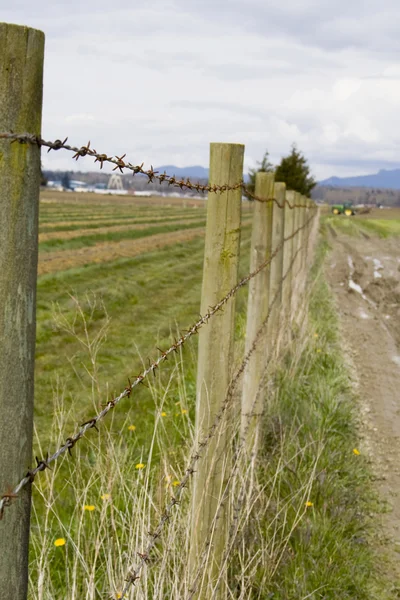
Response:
[1,0,400,179]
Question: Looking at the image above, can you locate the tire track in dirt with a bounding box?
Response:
[326,228,400,585]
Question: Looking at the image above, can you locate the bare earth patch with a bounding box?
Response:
[326,231,400,583]
[38,217,204,242]
[38,213,203,232]
[38,226,206,275]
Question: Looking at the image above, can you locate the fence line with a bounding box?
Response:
[0,210,314,521]
[0,132,315,210]
[184,240,309,600]
[119,238,310,599]
[0,20,321,600]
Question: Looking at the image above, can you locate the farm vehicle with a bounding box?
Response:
[331,202,356,216]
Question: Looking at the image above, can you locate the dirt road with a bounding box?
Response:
[326,227,400,581]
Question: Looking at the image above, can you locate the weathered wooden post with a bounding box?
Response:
[298,195,308,304]
[189,143,244,598]
[0,23,44,600]
[291,193,302,317]
[267,182,286,352]
[241,172,274,452]
[281,190,295,330]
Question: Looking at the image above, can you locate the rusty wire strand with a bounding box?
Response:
[184,241,307,600]
[118,226,315,597]
[0,132,315,210]
[120,244,288,599]
[0,212,316,521]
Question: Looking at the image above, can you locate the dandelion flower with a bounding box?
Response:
[101,494,111,501]
[128,425,136,432]
[116,594,122,599]
[161,412,167,417]
[181,409,188,415]
[54,538,66,547]
[353,448,360,455]
[172,480,180,487]
[305,501,313,508]
[83,505,96,511]
[135,463,145,470]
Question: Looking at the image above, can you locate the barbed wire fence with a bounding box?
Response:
[0,21,320,600]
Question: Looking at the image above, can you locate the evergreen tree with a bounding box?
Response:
[247,150,274,193]
[274,144,316,196]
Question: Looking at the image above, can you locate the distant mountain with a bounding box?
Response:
[156,165,209,180]
[319,168,400,190]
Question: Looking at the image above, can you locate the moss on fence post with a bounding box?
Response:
[0,22,44,600]
[189,142,244,599]
[241,172,274,453]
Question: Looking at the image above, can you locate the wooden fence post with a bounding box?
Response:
[298,196,308,304]
[281,190,295,324]
[189,142,244,598]
[241,172,274,452]
[267,182,286,351]
[0,23,44,600]
[291,193,302,318]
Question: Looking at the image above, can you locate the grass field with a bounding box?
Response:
[28,194,394,598]
[34,192,252,445]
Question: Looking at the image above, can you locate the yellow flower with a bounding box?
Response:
[101,494,111,501]
[83,505,96,511]
[135,463,145,470]
[181,409,188,415]
[305,501,313,508]
[161,412,167,417]
[115,594,122,599]
[128,425,136,431]
[314,333,319,338]
[54,538,66,547]
[353,448,360,455]
[172,480,180,487]
[316,348,322,353]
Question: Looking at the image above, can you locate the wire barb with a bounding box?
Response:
[0,212,317,522]
[0,132,316,210]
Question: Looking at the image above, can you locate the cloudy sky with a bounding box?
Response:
[2,0,400,179]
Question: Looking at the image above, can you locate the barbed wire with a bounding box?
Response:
[242,186,315,210]
[184,241,306,600]
[119,240,307,599]
[0,132,315,210]
[0,212,316,521]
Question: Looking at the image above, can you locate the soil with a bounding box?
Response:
[326,230,400,583]
[38,216,204,243]
[38,226,206,276]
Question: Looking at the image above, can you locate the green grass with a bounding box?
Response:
[324,214,400,238]
[27,202,394,598]
[34,225,252,447]
[38,212,204,233]
[243,240,393,599]
[38,220,207,252]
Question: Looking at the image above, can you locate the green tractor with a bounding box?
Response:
[331,202,356,216]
